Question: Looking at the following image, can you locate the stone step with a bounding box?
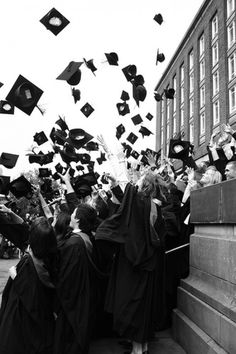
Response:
[173,308,227,354]
[177,287,236,353]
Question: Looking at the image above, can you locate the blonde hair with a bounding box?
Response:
[137,171,166,200]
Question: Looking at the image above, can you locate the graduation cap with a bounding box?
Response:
[131,150,140,159]
[69,167,75,177]
[55,116,69,131]
[78,153,91,165]
[0,82,3,88]
[0,153,19,169]
[83,58,97,75]
[146,113,153,121]
[55,163,64,174]
[105,52,119,65]
[168,139,191,160]
[116,102,130,116]
[0,176,10,195]
[131,114,143,125]
[68,128,93,149]
[154,92,163,102]
[127,132,138,145]
[156,49,165,64]
[33,131,48,146]
[96,152,106,165]
[52,129,68,146]
[122,65,137,82]
[72,88,81,103]
[38,168,51,178]
[140,154,148,166]
[52,172,60,180]
[139,126,153,138]
[80,102,94,117]
[6,75,43,115]
[84,141,99,151]
[76,164,85,172]
[9,175,33,198]
[122,142,132,158]
[0,100,14,114]
[40,8,70,36]
[120,90,130,101]
[56,61,82,85]
[132,74,145,87]
[153,13,163,25]
[116,124,125,140]
[101,173,109,184]
[28,151,54,166]
[73,172,98,197]
[133,84,147,106]
[60,143,79,164]
[164,88,175,99]
[87,161,95,172]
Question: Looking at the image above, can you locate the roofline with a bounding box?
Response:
[155,0,212,91]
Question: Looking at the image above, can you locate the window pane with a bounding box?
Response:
[189,72,194,92]
[212,15,218,38]
[200,85,205,107]
[180,107,184,126]
[180,65,184,82]
[227,0,235,18]
[199,34,205,56]
[189,97,194,117]
[173,116,177,135]
[228,21,235,48]
[189,121,194,143]
[229,86,236,113]
[189,50,194,70]
[200,60,205,81]
[212,42,218,66]
[213,70,219,95]
[200,112,205,135]
[213,100,220,125]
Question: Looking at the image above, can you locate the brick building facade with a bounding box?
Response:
[155,0,236,165]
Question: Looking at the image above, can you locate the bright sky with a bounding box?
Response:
[0,0,204,178]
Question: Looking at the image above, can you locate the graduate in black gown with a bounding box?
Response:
[0,216,58,354]
[96,171,167,354]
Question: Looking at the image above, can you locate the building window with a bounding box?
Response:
[167,103,170,122]
[200,112,205,135]
[213,100,220,125]
[189,50,194,70]
[227,0,235,18]
[180,64,184,82]
[161,128,164,145]
[228,21,236,49]
[199,34,205,56]
[189,120,194,143]
[181,85,184,103]
[180,106,184,126]
[213,70,219,96]
[189,72,194,92]
[200,59,205,81]
[167,123,170,140]
[173,75,177,113]
[212,41,219,66]
[212,14,218,39]
[173,115,177,135]
[189,97,194,117]
[200,85,205,108]
[229,85,236,113]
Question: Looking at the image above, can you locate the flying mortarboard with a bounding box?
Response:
[139,126,153,138]
[0,153,19,169]
[101,173,109,185]
[0,100,14,114]
[76,164,85,172]
[131,150,140,160]
[122,142,132,158]
[126,132,138,145]
[154,92,163,102]
[60,143,79,164]
[156,49,165,64]
[28,151,54,166]
[84,141,99,151]
[132,74,145,87]
[164,88,175,99]
[55,163,64,174]
[9,175,33,198]
[68,129,93,149]
[132,84,147,106]
[116,102,130,116]
[40,8,70,36]
[105,52,119,66]
[122,65,137,82]
[153,13,163,25]
[52,129,68,146]
[55,116,69,131]
[78,153,91,165]
[83,58,97,75]
[0,82,4,88]
[87,161,95,172]
[96,152,106,165]
[146,113,153,121]
[33,131,48,146]
[6,75,43,116]
[120,91,130,101]
[168,139,192,160]
[72,88,81,103]
[116,124,125,140]
[0,176,10,195]
[56,61,82,85]
[80,102,94,117]
[38,168,51,178]
[131,114,143,125]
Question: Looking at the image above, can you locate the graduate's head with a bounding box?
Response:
[54,211,71,240]
[137,171,166,200]
[70,203,97,234]
[29,216,57,259]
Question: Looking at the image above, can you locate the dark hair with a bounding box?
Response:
[75,203,97,234]
[54,212,71,241]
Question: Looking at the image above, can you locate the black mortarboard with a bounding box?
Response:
[154,92,163,102]
[68,128,93,149]
[0,176,10,195]
[53,129,68,146]
[33,131,48,146]
[73,172,97,196]
[52,172,60,180]
[139,126,153,138]
[56,61,83,85]
[168,139,191,160]
[146,113,153,121]
[153,13,163,25]
[87,161,95,172]
[76,164,85,172]
[101,173,109,184]
[50,127,57,144]
[127,132,138,145]
[55,116,69,131]
[40,8,70,36]
[122,142,132,158]
[120,91,130,101]
[164,88,175,99]
[131,114,143,125]
[156,49,165,64]
[132,75,145,86]
[72,88,81,103]
[0,82,3,88]
[9,175,33,198]
[116,124,125,140]
[0,153,19,169]
[78,153,91,165]
[84,141,99,151]
[0,100,14,114]
[140,155,148,166]
[80,102,94,117]
[39,168,51,178]
[131,150,140,159]
[133,84,147,106]
[116,102,130,116]
[96,158,103,165]
[69,167,75,177]
[83,58,97,75]
[28,151,54,166]
[122,65,137,82]
[97,152,107,165]
[60,143,79,164]
[55,163,64,174]
[105,52,119,66]
[6,75,43,115]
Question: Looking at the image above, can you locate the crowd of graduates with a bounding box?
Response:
[0,122,236,354]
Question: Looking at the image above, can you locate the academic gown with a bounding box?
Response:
[54,232,98,354]
[96,183,167,343]
[0,255,55,354]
